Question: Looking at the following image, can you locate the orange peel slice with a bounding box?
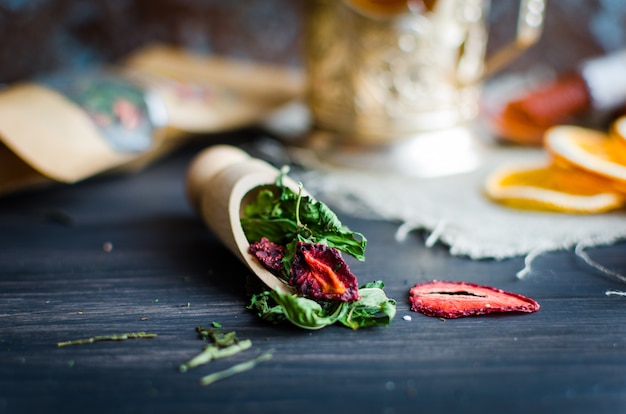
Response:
[545,125,626,186]
[610,116,626,164]
[484,160,626,214]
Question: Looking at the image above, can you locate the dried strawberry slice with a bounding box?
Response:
[249,237,285,273]
[409,280,539,319]
[290,242,360,302]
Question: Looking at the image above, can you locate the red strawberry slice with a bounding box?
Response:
[290,242,360,302]
[249,237,285,273]
[409,280,540,319]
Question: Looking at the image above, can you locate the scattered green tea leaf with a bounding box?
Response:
[199,350,273,386]
[56,332,156,347]
[179,339,252,373]
[195,326,239,347]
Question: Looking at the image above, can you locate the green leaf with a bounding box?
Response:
[247,291,287,325]
[241,177,367,263]
[247,282,396,330]
[240,217,298,245]
[269,289,347,330]
[361,280,386,290]
[281,239,299,277]
[319,232,367,262]
[338,284,397,330]
[247,289,345,330]
[243,189,281,218]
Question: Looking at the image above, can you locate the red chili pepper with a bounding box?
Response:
[409,280,539,319]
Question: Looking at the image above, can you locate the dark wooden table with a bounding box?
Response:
[1,133,625,414]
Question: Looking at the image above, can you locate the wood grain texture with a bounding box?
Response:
[1,137,626,414]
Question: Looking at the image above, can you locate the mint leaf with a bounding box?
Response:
[241,179,366,263]
[338,285,397,329]
[269,289,346,330]
[247,289,345,329]
[241,217,298,245]
[247,291,287,325]
[247,282,396,330]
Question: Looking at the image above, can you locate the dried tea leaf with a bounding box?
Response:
[409,280,540,319]
[199,350,273,386]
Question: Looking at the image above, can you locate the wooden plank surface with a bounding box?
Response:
[1,136,626,414]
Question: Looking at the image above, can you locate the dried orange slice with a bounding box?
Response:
[610,116,626,164]
[484,160,625,213]
[545,125,626,187]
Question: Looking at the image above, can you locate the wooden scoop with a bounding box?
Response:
[186,145,297,294]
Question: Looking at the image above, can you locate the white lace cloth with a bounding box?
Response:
[290,142,626,260]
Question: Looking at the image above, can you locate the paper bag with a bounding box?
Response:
[0,44,304,196]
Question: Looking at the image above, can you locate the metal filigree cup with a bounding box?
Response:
[304,0,546,176]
